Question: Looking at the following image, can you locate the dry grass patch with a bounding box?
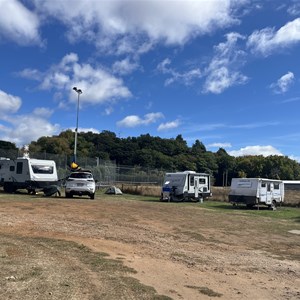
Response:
[185,285,222,297]
[0,235,171,300]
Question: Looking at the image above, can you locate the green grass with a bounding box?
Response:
[1,188,299,223]
[122,193,300,220]
[97,189,300,223]
[200,201,300,221]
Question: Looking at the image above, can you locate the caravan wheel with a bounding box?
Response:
[27,188,36,195]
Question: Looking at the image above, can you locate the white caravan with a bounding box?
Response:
[0,157,58,193]
[229,178,284,209]
[160,171,211,202]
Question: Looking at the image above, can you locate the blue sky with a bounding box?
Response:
[0,0,300,161]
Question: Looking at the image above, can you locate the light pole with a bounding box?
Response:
[73,86,83,163]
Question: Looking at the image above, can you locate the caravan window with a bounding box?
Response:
[17,162,23,174]
[267,184,271,192]
[32,165,54,174]
[261,183,266,188]
[9,166,15,172]
[274,183,280,189]
[199,178,206,184]
[190,175,194,186]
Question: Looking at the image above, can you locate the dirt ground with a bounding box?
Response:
[0,191,300,300]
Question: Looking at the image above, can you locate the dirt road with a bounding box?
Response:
[0,193,299,299]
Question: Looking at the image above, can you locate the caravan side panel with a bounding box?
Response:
[229,178,259,205]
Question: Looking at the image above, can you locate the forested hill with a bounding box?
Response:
[1,130,300,185]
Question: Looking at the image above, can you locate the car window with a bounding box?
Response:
[70,173,93,179]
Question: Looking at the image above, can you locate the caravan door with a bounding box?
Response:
[259,181,267,204]
[266,183,273,205]
[260,181,272,205]
[194,178,199,198]
[198,176,208,193]
[188,174,195,194]
[188,174,199,198]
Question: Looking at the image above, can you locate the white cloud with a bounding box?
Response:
[208,142,232,148]
[289,155,300,163]
[19,53,132,107]
[17,68,42,80]
[182,123,226,134]
[0,90,22,114]
[270,71,295,94]
[0,89,58,146]
[228,145,283,157]
[287,3,300,17]
[0,114,60,147]
[183,121,279,137]
[247,18,300,56]
[0,0,41,45]
[203,32,248,94]
[69,127,100,134]
[117,115,141,128]
[157,58,201,86]
[104,107,114,116]
[31,0,236,53]
[32,107,54,118]
[112,57,139,75]
[231,121,279,129]
[281,96,300,104]
[117,112,164,128]
[145,101,153,110]
[157,119,180,131]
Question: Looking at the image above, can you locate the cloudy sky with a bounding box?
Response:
[0,0,300,161]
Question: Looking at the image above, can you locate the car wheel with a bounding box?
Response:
[90,193,95,200]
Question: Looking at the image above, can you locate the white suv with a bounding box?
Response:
[65,171,96,199]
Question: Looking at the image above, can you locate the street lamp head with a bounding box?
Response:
[73,87,83,94]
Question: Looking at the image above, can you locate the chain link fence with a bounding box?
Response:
[0,148,165,187]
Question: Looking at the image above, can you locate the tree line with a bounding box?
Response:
[1,130,300,185]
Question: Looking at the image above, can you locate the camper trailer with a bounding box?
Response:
[229,178,284,209]
[160,171,211,202]
[0,157,58,193]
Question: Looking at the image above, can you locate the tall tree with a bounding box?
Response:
[0,140,18,150]
[215,148,235,186]
[191,139,206,155]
